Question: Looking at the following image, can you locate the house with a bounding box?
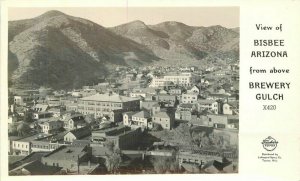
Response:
[151,103,161,115]
[41,145,91,170]
[14,95,35,106]
[207,93,229,102]
[197,100,218,114]
[207,115,239,129]
[33,112,53,120]
[32,104,49,112]
[47,108,62,117]
[154,94,177,107]
[108,109,124,122]
[63,113,86,130]
[64,126,91,143]
[169,88,182,95]
[40,118,64,134]
[152,111,174,130]
[181,93,198,104]
[223,103,233,115]
[175,109,192,121]
[178,103,197,111]
[131,111,151,128]
[187,85,201,95]
[140,100,159,111]
[122,111,138,126]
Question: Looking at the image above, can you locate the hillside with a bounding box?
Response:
[8,10,160,89]
[8,10,239,90]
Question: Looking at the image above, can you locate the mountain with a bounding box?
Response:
[8,10,160,89]
[8,10,239,90]
[110,21,239,66]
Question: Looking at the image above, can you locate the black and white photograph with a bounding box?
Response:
[7,7,239,175]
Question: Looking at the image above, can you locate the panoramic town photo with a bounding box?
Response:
[7,7,239,175]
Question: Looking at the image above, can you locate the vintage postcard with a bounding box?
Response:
[0,0,299,181]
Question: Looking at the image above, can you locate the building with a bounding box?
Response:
[181,93,198,104]
[207,115,239,129]
[149,72,193,87]
[41,145,91,169]
[140,101,159,111]
[223,103,233,115]
[14,95,35,106]
[31,140,67,152]
[32,104,49,112]
[175,109,192,121]
[32,112,52,120]
[122,111,138,126]
[154,94,177,107]
[12,134,51,155]
[63,113,86,130]
[91,126,142,149]
[187,85,201,94]
[169,88,182,95]
[152,111,174,130]
[40,118,64,134]
[64,126,91,143]
[77,93,140,118]
[197,100,218,114]
[131,111,151,128]
[9,160,62,175]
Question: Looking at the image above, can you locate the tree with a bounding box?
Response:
[174,123,193,147]
[8,123,18,136]
[23,111,33,123]
[151,156,179,174]
[152,123,163,131]
[104,141,122,173]
[84,114,96,125]
[17,122,31,137]
[105,151,122,174]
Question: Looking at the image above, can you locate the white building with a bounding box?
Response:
[131,111,151,128]
[40,119,64,134]
[149,73,193,87]
[182,93,198,104]
[223,103,233,115]
[197,100,218,114]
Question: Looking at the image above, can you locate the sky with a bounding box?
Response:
[8,7,239,28]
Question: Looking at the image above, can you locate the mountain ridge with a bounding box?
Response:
[8,10,239,90]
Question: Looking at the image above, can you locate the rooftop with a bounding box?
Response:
[153,111,170,119]
[132,111,151,119]
[67,126,91,139]
[81,93,139,102]
[198,99,217,104]
[43,145,88,161]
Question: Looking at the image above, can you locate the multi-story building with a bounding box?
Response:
[154,94,177,107]
[14,95,35,106]
[40,118,64,134]
[182,93,198,104]
[131,111,151,128]
[77,93,140,118]
[149,73,193,87]
[91,126,141,150]
[152,111,174,130]
[197,100,219,114]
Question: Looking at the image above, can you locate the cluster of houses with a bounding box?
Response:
[8,64,239,174]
